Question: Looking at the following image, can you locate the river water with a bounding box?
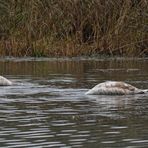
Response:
[0,58,148,148]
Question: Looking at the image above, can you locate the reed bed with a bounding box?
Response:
[0,0,147,57]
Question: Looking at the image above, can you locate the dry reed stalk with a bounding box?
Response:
[0,0,147,57]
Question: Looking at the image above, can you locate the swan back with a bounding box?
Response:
[0,76,12,86]
[85,81,146,95]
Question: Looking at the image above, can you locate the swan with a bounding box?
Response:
[0,76,12,86]
[85,81,148,95]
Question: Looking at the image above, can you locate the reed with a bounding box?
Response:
[0,0,147,57]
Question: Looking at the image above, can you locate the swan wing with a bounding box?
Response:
[86,86,134,95]
[85,81,139,95]
[106,81,137,91]
[0,76,12,86]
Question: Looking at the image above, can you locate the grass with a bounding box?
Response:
[0,0,147,57]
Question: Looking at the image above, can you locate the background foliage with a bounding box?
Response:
[0,0,147,57]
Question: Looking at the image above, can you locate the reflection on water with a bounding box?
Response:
[0,58,148,147]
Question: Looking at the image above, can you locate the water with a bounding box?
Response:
[0,58,148,148]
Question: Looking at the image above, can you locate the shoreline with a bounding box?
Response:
[0,56,148,62]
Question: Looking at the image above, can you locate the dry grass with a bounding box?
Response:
[0,0,147,57]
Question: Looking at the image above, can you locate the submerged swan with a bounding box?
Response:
[85,81,148,95]
[0,76,12,86]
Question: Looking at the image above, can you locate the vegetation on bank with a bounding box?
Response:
[0,0,147,57]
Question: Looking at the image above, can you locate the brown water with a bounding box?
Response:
[0,57,148,148]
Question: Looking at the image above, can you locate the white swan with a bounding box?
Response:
[0,76,12,86]
[85,81,148,95]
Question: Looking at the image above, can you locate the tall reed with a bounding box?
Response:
[0,0,147,57]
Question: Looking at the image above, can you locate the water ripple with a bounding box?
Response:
[0,59,148,147]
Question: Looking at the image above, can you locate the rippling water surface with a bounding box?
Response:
[0,58,148,148]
